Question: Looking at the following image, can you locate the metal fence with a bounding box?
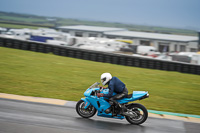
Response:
[0,37,199,75]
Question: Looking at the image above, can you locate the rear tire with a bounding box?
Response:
[76,100,97,118]
[125,103,148,125]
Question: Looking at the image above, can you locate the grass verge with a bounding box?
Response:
[0,47,199,115]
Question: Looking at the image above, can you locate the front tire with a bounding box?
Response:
[125,103,148,125]
[76,100,97,118]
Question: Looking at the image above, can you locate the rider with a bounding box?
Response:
[97,72,128,114]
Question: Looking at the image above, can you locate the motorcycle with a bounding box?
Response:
[76,82,149,125]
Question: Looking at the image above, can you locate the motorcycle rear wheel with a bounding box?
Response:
[125,103,148,125]
[76,100,97,118]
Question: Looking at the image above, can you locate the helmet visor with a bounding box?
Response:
[101,77,106,83]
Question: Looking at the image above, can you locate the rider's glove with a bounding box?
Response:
[100,86,107,89]
[97,93,104,98]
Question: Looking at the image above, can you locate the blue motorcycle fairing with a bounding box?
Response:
[117,91,148,104]
[84,88,100,97]
[97,112,125,119]
[82,87,148,120]
[81,96,111,111]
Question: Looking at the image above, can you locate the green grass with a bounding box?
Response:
[0,23,42,29]
[0,15,46,23]
[0,47,200,115]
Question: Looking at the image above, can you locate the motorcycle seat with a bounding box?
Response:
[126,94,133,98]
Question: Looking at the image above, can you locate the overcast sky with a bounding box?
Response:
[0,0,199,30]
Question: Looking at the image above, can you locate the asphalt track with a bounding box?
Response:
[0,98,199,133]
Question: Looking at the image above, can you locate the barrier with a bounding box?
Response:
[0,37,199,75]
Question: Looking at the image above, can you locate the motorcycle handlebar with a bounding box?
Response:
[99,87,103,92]
[94,88,102,96]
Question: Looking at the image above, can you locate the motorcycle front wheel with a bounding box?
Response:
[125,103,148,125]
[76,100,97,118]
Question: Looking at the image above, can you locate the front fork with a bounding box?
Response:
[81,98,91,109]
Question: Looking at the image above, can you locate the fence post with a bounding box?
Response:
[126,57,133,66]
[141,59,147,68]
[133,57,140,67]
[13,40,21,49]
[168,62,175,71]
[196,65,200,75]
[105,55,112,63]
[0,37,5,47]
[30,43,38,52]
[119,56,126,65]
[75,50,82,59]
[90,53,97,61]
[53,47,60,55]
[148,59,155,69]
[45,45,52,53]
[82,51,89,60]
[60,48,67,56]
[112,56,119,64]
[175,63,182,73]
[5,39,13,48]
[97,54,104,62]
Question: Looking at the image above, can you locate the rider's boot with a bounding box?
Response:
[118,104,127,115]
[104,105,118,116]
[113,102,127,116]
[105,106,111,114]
[105,100,118,116]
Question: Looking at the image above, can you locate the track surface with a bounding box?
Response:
[0,98,199,133]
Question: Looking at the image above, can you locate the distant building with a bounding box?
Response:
[57,25,126,38]
[104,31,199,52]
[57,25,199,52]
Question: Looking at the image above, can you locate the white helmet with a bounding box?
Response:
[100,73,112,85]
